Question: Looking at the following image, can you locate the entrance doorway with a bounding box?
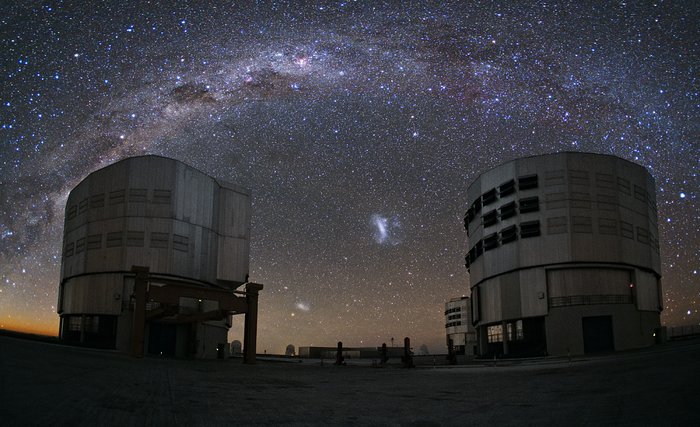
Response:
[582,316,614,353]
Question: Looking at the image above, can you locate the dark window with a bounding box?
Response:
[569,170,589,186]
[544,170,565,187]
[129,189,147,203]
[519,196,539,213]
[152,189,172,205]
[617,178,631,195]
[475,240,483,256]
[599,218,618,235]
[572,216,593,233]
[66,205,77,220]
[75,238,86,253]
[483,233,499,251]
[173,234,189,252]
[89,194,105,209]
[482,189,497,205]
[464,209,473,229]
[471,198,482,215]
[126,231,144,247]
[499,201,517,220]
[500,225,518,243]
[547,217,568,234]
[464,253,471,269]
[109,190,126,205]
[499,179,515,197]
[106,232,123,247]
[637,227,650,244]
[86,234,102,250]
[620,221,634,239]
[634,185,647,203]
[483,209,498,227]
[78,199,88,214]
[520,220,541,238]
[518,174,538,190]
[595,173,615,189]
[150,232,169,249]
[64,242,74,257]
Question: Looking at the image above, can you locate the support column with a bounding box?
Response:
[130,266,149,358]
[243,282,263,364]
[502,321,509,356]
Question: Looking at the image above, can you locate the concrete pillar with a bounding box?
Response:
[130,266,149,358]
[243,283,263,364]
[502,321,509,356]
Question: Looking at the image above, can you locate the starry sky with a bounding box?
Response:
[1,1,698,353]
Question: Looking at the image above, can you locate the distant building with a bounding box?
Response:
[444,296,477,356]
[57,156,262,361]
[464,152,662,357]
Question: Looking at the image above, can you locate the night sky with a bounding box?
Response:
[1,1,697,353]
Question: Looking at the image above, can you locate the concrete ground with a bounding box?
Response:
[1,336,697,426]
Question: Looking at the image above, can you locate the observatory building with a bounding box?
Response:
[464,152,662,357]
[57,156,262,361]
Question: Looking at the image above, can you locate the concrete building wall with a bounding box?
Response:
[465,152,662,357]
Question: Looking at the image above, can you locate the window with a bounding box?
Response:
[572,216,592,233]
[499,201,517,220]
[482,189,497,205]
[595,173,615,189]
[86,234,102,250]
[126,231,144,247]
[128,188,147,203]
[64,242,74,257]
[518,174,538,190]
[472,198,481,214]
[520,220,541,238]
[78,199,88,214]
[109,190,126,205]
[547,216,568,234]
[544,170,565,187]
[599,218,618,235]
[69,316,82,332]
[66,205,77,220]
[634,185,647,203]
[173,234,189,252]
[106,231,123,247]
[499,179,515,197]
[637,227,650,245]
[89,194,105,209]
[617,178,631,195]
[500,225,518,244]
[519,196,539,213]
[483,209,498,227]
[620,221,634,239]
[75,238,86,253]
[569,170,589,186]
[152,189,171,205]
[464,253,471,269]
[487,325,503,343]
[150,232,169,249]
[483,233,499,251]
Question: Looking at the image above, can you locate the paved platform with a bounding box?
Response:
[1,336,697,426]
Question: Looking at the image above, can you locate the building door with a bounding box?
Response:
[148,322,177,356]
[582,316,614,353]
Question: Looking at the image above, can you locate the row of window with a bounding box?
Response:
[444,307,462,315]
[466,217,659,270]
[66,189,172,220]
[466,175,538,225]
[447,314,462,321]
[465,196,540,231]
[63,231,190,257]
[466,221,541,267]
[445,321,462,328]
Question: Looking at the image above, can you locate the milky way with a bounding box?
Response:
[1,1,698,352]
